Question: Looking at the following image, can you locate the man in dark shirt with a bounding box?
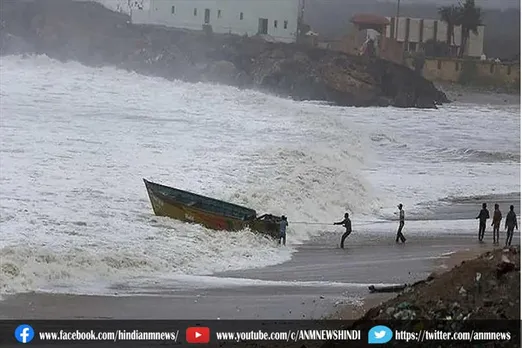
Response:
[505,205,518,247]
[476,203,490,242]
[279,215,288,246]
[491,204,502,244]
[334,213,352,249]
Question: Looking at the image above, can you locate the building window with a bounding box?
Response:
[284,20,288,29]
[218,10,221,18]
[437,60,442,70]
[408,42,416,52]
[274,20,278,28]
[455,61,459,71]
[171,6,175,14]
[193,8,197,16]
[240,12,243,20]
[490,64,494,74]
[507,65,512,75]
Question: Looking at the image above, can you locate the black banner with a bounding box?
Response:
[1,320,519,347]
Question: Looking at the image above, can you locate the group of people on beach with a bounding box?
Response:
[332,203,406,248]
[278,203,406,248]
[476,203,518,246]
[278,202,518,248]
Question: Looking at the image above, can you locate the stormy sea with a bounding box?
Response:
[0,56,519,319]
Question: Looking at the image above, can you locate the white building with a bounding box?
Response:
[129,0,303,43]
[384,16,485,57]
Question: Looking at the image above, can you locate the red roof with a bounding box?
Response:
[351,14,390,26]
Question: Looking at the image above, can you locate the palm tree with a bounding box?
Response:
[456,0,483,57]
[438,5,459,50]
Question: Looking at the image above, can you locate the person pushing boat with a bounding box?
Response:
[279,215,288,246]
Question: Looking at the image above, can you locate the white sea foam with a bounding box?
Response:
[0,55,375,294]
[0,55,519,295]
[38,275,405,296]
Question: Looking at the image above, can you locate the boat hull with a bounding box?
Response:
[143,179,281,239]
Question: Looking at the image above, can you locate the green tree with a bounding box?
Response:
[456,0,483,57]
[423,39,451,57]
[438,5,460,50]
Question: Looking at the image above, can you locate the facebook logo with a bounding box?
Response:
[15,324,35,343]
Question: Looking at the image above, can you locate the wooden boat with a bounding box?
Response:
[143,179,283,239]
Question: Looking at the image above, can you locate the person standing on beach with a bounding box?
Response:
[476,203,490,242]
[279,215,288,246]
[491,204,502,244]
[505,205,518,247]
[396,204,406,243]
[334,213,352,249]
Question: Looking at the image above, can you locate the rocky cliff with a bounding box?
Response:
[0,0,449,108]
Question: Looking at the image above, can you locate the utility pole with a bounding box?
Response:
[395,0,401,40]
[297,0,305,43]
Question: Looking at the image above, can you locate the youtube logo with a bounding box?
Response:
[186,327,210,344]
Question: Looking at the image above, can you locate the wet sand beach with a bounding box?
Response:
[0,231,502,320]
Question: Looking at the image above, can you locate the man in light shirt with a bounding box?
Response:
[396,204,406,243]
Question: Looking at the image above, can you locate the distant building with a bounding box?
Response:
[129,0,303,43]
[384,16,485,57]
[329,14,405,64]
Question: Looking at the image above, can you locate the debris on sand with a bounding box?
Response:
[320,247,520,348]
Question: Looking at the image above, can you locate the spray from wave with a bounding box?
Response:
[0,55,376,295]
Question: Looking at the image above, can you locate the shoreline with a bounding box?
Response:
[327,243,490,320]
[435,82,520,105]
[1,193,518,320]
[0,231,500,320]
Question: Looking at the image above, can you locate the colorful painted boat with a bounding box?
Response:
[143,179,283,239]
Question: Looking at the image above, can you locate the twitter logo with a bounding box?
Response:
[368,325,393,344]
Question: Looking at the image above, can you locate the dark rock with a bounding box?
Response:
[203,60,241,86]
[0,33,34,54]
[497,255,516,277]
[397,301,411,310]
[483,299,494,307]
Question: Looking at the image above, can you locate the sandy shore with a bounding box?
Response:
[0,232,497,320]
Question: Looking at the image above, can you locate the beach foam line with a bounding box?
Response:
[132,275,404,289]
[5,277,403,298]
[439,251,460,257]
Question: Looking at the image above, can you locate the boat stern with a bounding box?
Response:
[249,214,283,239]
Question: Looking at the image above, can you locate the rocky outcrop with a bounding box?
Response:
[0,0,449,108]
[321,247,520,348]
